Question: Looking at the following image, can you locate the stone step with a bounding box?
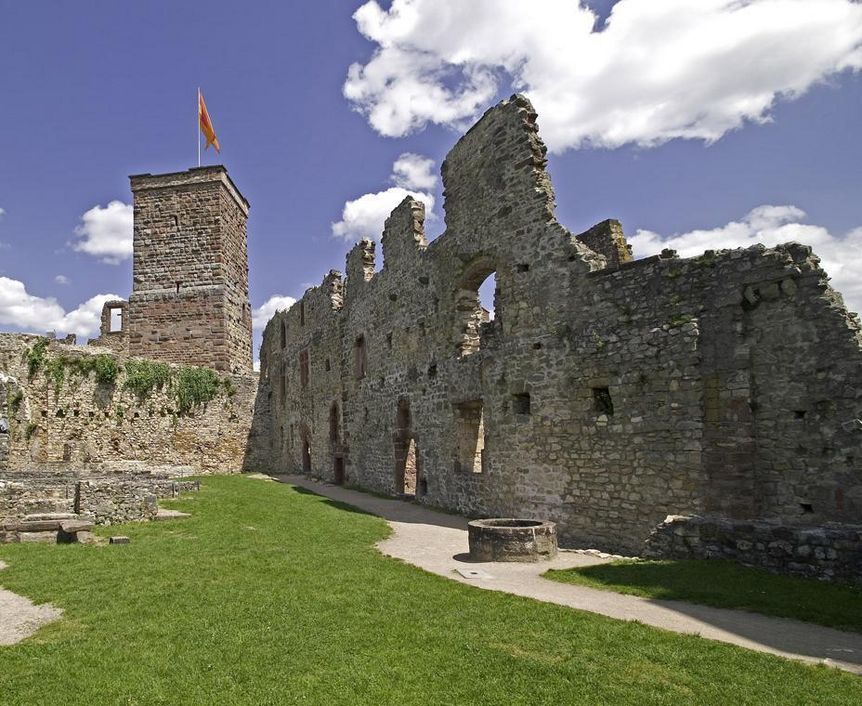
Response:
[59,519,94,533]
[18,531,58,544]
[24,512,78,521]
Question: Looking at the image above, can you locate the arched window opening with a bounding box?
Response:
[280,321,286,349]
[478,273,496,322]
[454,258,498,357]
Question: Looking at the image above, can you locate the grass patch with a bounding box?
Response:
[545,559,862,632]
[0,477,859,705]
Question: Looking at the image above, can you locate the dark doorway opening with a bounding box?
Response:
[333,456,345,486]
[394,399,421,497]
[302,436,311,475]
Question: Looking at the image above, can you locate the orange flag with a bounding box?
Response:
[198,89,220,153]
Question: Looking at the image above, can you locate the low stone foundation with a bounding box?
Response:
[0,472,200,528]
[1,512,98,544]
[468,518,558,562]
[644,514,862,585]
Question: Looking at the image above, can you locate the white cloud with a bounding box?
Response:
[345,0,862,151]
[332,153,436,241]
[629,205,862,312]
[251,295,298,372]
[0,207,5,218]
[391,153,437,190]
[0,277,121,338]
[73,201,133,264]
[252,295,297,330]
[54,275,70,285]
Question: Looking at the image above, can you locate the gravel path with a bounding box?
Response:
[0,559,63,646]
[276,474,862,675]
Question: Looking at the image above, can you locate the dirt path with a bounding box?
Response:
[275,474,862,675]
[0,559,63,646]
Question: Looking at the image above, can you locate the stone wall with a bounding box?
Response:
[644,515,862,585]
[88,300,130,354]
[0,474,201,533]
[257,95,862,567]
[0,333,257,475]
[127,166,253,373]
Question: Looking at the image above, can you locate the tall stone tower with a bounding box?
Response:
[127,165,252,373]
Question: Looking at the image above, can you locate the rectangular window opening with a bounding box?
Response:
[512,393,531,416]
[109,308,123,333]
[455,401,485,473]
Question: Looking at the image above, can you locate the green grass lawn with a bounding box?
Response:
[0,476,860,705]
[545,558,862,632]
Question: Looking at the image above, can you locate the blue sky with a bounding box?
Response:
[1,1,860,362]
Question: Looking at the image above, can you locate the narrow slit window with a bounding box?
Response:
[354,335,367,379]
[299,350,310,388]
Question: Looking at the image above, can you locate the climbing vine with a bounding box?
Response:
[45,357,66,393]
[124,360,172,399]
[25,339,48,378]
[175,366,221,415]
[20,341,226,417]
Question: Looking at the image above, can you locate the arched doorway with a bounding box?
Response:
[393,399,420,497]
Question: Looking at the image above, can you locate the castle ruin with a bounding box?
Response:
[256,96,862,581]
[1,95,860,581]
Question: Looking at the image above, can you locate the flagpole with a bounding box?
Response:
[197,87,201,167]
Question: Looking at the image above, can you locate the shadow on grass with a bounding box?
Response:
[546,559,862,634]
[271,474,469,531]
[291,485,378,518]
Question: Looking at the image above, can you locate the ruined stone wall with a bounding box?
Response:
[0,334,257,475]
[260,272,345,478]
[644,515,862,585]
[258,95,862,562]
[127,166,252,373]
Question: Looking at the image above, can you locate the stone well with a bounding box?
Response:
[467,518,558,562]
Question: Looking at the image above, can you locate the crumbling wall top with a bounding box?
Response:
[381,197,427,269]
